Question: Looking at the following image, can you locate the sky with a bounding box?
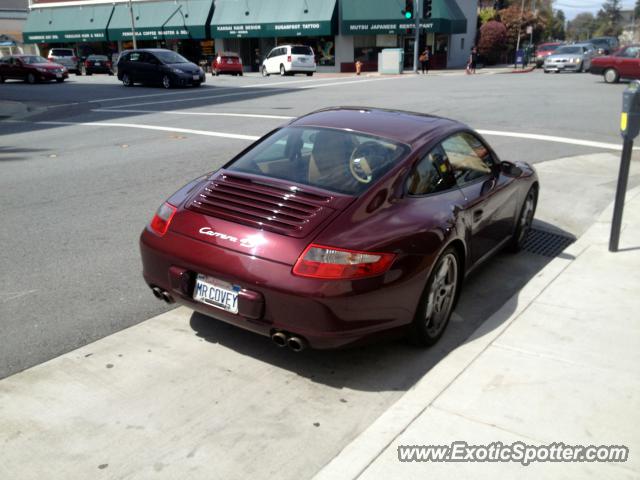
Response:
[555,0,636,20]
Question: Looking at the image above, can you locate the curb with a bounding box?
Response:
[311,184,640,480]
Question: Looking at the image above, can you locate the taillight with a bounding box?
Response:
[85,60,90,67]
[287,55,292,62]
[149,202,177,236]
[293,244,395,280]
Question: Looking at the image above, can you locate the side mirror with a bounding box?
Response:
[501,160,523,177]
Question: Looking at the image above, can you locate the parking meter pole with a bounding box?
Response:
[610,80,640,252]
[609,139,633,252]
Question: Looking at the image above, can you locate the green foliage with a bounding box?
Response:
[479,7,497,24]
[478,20,507,64]
[566,12,597,41]
[596,0,623,36]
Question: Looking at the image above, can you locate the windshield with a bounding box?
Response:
[539,44,560,52]
[154,51,190,64]
[291,46,313,55]
[227,127,410,195]
[555,46,582,55]
[21,56,49,64]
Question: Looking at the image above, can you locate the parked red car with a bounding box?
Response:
[534,42,564,67]
[0,55,68,83]
[140,108,539,351]
[212,52,243,76]
[590,44,640,83]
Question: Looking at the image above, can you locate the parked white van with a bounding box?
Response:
[261,45,316,77]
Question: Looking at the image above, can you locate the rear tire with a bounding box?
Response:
[262,66,269,77]
[26,73,37,84]
[508,185,538,253]
[306,72,313,76]
[75,70,82,76]
[408,247,460,347]
[280,64,286,76]
[239,72,243,76]
[0,75,5,83]
[122,73,133,87]
[604,68,619,83]
[56,78,64,83]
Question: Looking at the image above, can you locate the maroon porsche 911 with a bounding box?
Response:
[140,108,538,351]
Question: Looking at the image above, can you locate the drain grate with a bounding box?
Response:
[521,228,575,257]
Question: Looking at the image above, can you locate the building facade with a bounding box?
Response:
[22,0,478,70]
[1,0,38,56]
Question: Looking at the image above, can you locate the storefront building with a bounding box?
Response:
[22,0,476,71]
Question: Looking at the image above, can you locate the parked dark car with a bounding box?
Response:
[0,55,68,83]
[140,107,538,351]
[82,54,113,75]
[117,49,205,88]
[588,36,619,55]
[590,44,640,83]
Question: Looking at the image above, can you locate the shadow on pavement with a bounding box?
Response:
[189,222,574,392]
[0,145,50,161]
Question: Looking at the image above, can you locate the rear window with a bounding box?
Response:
[88,55,109,61]
[291,46,313,56]
[227,127,409,195]
[50,49,73,57]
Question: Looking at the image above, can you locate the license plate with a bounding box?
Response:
[95,62,101,66]
[193,74,200,80]
[299,58,306,63]
[193,274,239,314]
[56,73,62,78]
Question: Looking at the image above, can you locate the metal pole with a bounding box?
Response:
[609,137,633,252]
[413,0,420,73]
[128,0,138,49]
[515,0,525,64]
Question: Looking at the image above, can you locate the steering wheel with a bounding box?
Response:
[349,141,389,184]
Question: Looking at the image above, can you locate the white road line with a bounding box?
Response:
[476,129,627,151]
[33,120,626,151]
[91,109,294,119]
[102,76,408,110]
[36,121,260,141]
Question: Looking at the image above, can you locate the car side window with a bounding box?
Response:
[129,52,142,62]
[146,54,159,65]
[623,47,640,58]
[407,145,455,196]
[441,133,495,186]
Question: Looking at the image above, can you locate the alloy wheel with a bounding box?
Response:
[27,73,36,84]
[517,190,536,244]
[162,75,171,89]
[262,66,269,77]
[280,65,286,76]
[424,253,458,338]
[122,73,131,86]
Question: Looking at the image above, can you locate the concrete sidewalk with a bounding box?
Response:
[314,187,640,479]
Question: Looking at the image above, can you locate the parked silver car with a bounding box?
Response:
[543,44,596,73]
[47,48,81,75]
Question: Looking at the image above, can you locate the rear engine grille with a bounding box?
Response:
[187,173,334,237]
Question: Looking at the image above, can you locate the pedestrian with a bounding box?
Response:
[253,48,261,72]
[419,46,430,74]
[466,47,478,75]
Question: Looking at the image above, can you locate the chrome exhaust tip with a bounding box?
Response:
[287,336,306,352]
[271,331,288,347]
[161,291,174,303]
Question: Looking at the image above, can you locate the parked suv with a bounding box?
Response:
[117,48,205,88]
[261,45,316,77]
[47,48,80,75]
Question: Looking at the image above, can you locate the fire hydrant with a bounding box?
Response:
[355,60,363,76]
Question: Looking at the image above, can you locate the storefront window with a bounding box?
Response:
[276,36,335,66]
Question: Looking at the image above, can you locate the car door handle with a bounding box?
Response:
[473,210,483,222]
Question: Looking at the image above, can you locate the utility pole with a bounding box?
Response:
[128,0,138,49]
[515,0,525,53]
[413,0,421,73]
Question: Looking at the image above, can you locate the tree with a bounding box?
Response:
[498,4,547,51]
[566,12,596,41]
[596,0,623,36]
[478,20,507,64]
[635,0,640,19]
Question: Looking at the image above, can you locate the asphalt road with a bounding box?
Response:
[0,70,634,378]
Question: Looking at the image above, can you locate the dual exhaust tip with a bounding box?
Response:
[151,286,174,304]
[271,331,307,352]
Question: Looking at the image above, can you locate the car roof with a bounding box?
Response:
[289,107,464,146]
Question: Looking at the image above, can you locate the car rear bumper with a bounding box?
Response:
[215,65,243,73]
[288,64,316,72]
[140,228,422,349]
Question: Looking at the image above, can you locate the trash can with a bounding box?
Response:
[378,48,404,74]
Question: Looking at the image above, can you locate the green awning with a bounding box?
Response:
[211,0,337,38]
[23,5,114,43]
[108,0,212,41]
[340,0,467,35]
